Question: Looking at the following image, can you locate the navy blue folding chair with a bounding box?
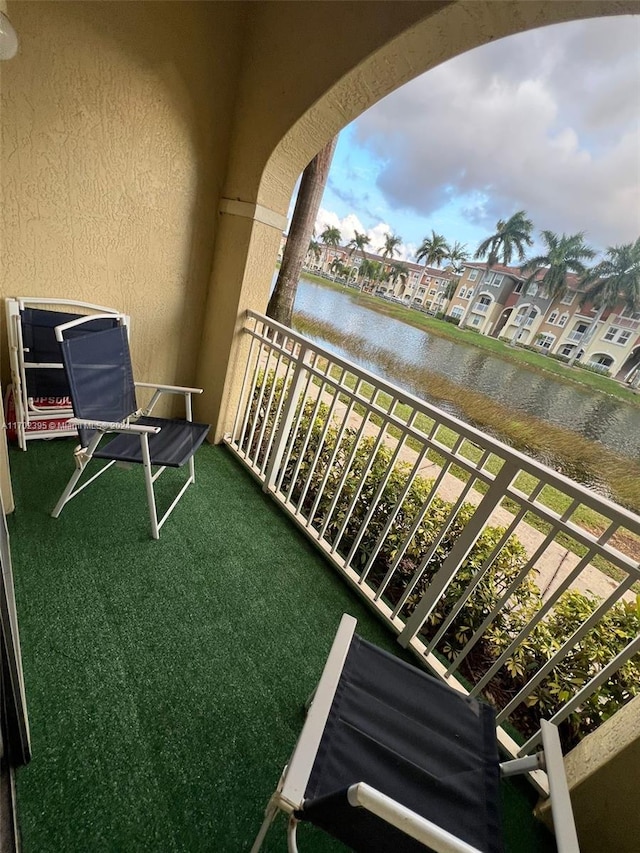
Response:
[51,314,210,539]
[252,614,580,853]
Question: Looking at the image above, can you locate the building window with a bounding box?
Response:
[450,306,464,319]
[466,288,474,300]
[514,282,523,293]
[458,288,466,298]
[620,305,640,320]
[618,330,633,345]
[558,313,568,327]
[527,282,539,297]
[471,315,482,326]
[484,272,495,285]
[560,292,575,305]
[603,326,619,341]
[468,269,478,281]
[536,333,555,350]
[560,345,574,357]
[548,312,558,325]
[417,287,425,296]
[590,354,614,368]
[524,312,537,327]
[428,288,436,295]
[493,274,504,287]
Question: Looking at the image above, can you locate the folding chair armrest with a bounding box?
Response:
[135,382,203,395]
[67,418,161,435]
[346,783,483,853]
[281,614,357,809]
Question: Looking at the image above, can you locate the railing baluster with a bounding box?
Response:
[424,484,544,656]
[263,340,309,494]
[391,450,491,619]
[496,576,635,725]
[398,460,519,646]
[517,634,640,755]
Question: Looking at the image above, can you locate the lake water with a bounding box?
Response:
[292,277,640,461]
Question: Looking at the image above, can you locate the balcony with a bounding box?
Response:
[10,440,558,852]
[9,313,640,852]
[472,301,491,314]
[567,331,586,343]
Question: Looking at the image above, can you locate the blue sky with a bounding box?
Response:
[305,16,640,264]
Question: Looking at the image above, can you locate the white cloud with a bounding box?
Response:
[352,16,640,249]
[315,208,416,261]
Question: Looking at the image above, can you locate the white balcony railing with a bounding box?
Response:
[226,311,640,793]
[472,301,490,314]
[567,330,586,342]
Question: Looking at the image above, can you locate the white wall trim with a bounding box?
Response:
[219,198,287,232]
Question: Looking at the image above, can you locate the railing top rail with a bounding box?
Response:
[245,310,640,535]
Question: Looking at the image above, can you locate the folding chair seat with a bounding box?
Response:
[252,614,580,853]
[51,314,210,539]
[5,297,124,450]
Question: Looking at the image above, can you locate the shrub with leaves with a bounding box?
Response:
[244,371,639,748]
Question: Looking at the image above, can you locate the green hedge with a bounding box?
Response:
[244,371,639,748]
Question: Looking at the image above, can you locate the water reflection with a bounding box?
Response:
[293,277,640,460]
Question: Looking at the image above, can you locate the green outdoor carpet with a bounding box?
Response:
[7,439,554,852]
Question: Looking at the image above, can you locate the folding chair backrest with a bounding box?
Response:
[59,325,137,448]
[21,308,120,398]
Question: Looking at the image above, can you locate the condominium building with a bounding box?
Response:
[447,264,640,382]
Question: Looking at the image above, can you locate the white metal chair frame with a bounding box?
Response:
[50,314,204,540]
[5,297,126,450]
[252,614,580,853]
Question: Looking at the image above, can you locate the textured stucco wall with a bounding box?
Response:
[1,1,244,403]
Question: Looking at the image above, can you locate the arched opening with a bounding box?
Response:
[195,0,637,436]
[586,352,615,374]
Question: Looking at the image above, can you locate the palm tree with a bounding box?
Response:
[569,238,640,365]
[307,239,322,266]
[360,259,384,293]
[320,226,342,269]
[474,210,534,270]
[387,261,409,298]
[416,231,450,269]
[511,230,595,349]
[446,241,469,274]
[329,257,348,282]
[348,230,370,261]
[521,231,596,301]
[348,231,371,288]
[267,136,338,326]
[379,233,402,263]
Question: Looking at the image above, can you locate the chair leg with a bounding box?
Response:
[52,435,104,518]
[250,796,280,853]
[51,465,84,518]
[287,816,300,853]
[140,434,160,539]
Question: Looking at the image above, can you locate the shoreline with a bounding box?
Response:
[293,270,640,409]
